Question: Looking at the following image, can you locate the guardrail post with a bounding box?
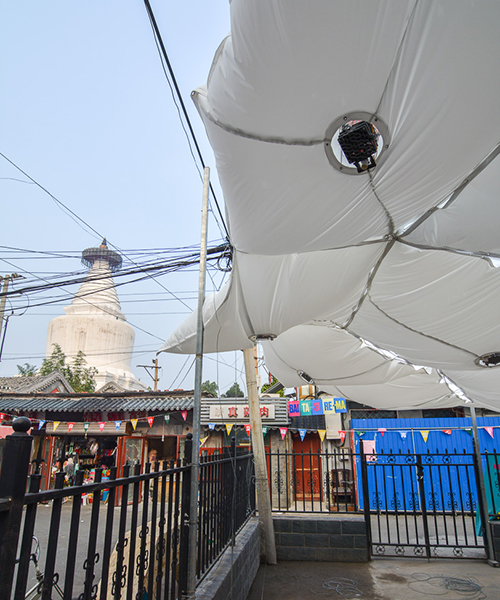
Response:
[179,433,193,596]
[0,417,33,599]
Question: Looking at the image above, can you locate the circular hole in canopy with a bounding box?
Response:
[475,352,500,367]
[324,112,390,175]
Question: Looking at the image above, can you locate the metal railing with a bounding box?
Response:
[196,443,255,580]
[0,419,256,600]
[266,448,359,513]
[359,448,500,560]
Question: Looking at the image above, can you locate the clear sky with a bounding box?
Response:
[0,1,256,394]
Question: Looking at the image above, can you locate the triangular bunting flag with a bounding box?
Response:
[53,421,60,432]
[181,410,187,421]
[164,414,170,423]
[279,427,287,440]
[208,423,216,430]
[226,423,233,435]
[299,428,307,441]
[38,420,46,430]
[356,430,366,438]
[318,429,326,441]
[399,431,408,440]
[262,426,269,436]
[244,424,251,435]
[442,429,452,435]
[83,422,89,434]
[464,428,473,436]
[0,413,4,422]
[420,430,429,443]
[378,428,387,437]
[147,416,154,427]
[99,422,105,432]
[68,422,74,433]
[131,419,138,430]
[338,431,346,442]
[485,426,494,438]
[200,436,208,447]
[115,421,122,431]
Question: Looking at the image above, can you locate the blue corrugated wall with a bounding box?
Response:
[351,417,500,511]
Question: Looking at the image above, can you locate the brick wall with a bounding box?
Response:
[273,515,368,562]
[195,518,260,600]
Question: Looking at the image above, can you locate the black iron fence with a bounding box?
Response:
[266,448,358,513]
[359,448,500,560]
[0,419,255,600]
[196,447,255,580]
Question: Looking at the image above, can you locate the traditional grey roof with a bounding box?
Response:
[0,390,197,414]
[0,371,74,394]
[96,381,128,393]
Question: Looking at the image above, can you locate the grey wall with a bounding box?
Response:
[195,518,260,600]
[273,515,368,562]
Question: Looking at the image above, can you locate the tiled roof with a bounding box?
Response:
[0,372,74,393]
[0,391,196,413]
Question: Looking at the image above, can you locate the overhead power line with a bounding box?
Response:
[142,0,229,239]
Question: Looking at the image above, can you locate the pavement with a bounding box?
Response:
[246,558,500,600]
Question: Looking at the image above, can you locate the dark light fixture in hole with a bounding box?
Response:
[475,352,500,367]
[249,333,277,342]
[324,112,390,176]
[297,370,314,384]
[338,121,379,173]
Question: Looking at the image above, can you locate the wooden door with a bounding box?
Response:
[292,434,322,501]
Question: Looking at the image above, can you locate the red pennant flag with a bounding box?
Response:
[442,429,452,435]
[0,413,4,422]
[181,410,187,421]
[68,422,74,432]
[279,427,287,440]
[99,422,105,432]
[378,428,386,437]
[147,416,154,427]
[485,426,494,438]
[338,431,346,442]
[244,424,251,435]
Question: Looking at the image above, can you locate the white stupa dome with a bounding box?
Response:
[46,239,145,391]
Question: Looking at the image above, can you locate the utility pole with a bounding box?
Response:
[0,274,22,357]
[186,166,210,597]
[243,346,277,564]
[137,358,161,391]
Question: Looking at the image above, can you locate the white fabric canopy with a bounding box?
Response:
[161,1,500,410]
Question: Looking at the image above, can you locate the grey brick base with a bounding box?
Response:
[490,521,500,562]
[274,516,368,562]
[195,518,260,600]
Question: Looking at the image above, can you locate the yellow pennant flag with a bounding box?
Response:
[226,423,233,435]
[318,430,326,441]
[131,418,138,430]
[53,421,60,432]
[200,436,209,447]
[420,430,429,443]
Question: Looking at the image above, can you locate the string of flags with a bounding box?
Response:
[0,410,499,441]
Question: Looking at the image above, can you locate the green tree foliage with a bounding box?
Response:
[201,380,219,396]
[261,375,284,397]
[17,363,38,376]
[40,344,97,393]
[222,382,244,398]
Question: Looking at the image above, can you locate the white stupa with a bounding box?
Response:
[46,240,145,391]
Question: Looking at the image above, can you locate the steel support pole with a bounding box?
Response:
[186,167,210,596]
[243,346,277,564]
[470,405,499,566]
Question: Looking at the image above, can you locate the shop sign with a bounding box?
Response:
[209,404,275,421]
